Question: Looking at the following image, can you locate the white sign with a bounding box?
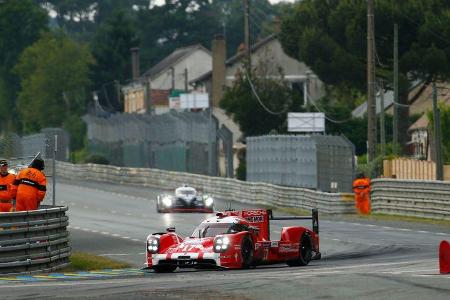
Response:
[169,97,181,109]
[288,112,325,132]
[180,93,209,109]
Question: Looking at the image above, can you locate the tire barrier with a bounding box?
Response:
[56,162,355,214]
[0,205,70,275]
[371,179,450,220]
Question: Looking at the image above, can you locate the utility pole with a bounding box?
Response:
[114,80,121,110]
[432,82,443,180]
[243,0,251,71]
[367,0,376,162]
[52,135,57,206]
[145,75,151,114]
[379,80,386,157]
[184,68,188,92]
[393,23,399,155]
[170,67,175,91]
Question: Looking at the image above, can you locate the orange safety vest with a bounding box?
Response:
[352,177,371,215]
[0,173,16,212]
[14,167,47,211]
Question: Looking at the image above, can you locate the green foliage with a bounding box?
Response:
[14,31,93,133]
[280,0,450,149]
[428,103,450,163]
[220,69,303,137]
[84,154,109,165]
[91,9,138,84]
[236,158,246,181]
[0,0,48,132]
[63,115,86,151]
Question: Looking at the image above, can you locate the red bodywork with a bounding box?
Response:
[146,209,320,271]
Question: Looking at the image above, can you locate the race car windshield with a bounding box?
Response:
[176,190,196,196]
[191,223,233,238]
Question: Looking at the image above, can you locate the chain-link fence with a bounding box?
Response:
[247,135,355,192]
[84,111,219,175]
[0,128,70,205]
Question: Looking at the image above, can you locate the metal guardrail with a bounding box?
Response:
[371,179,450,220]
[56,162,355,214]
[0,206,70,275]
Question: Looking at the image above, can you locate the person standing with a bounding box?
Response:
[352,173,371,215]
[14,158,47,211]
[0,160,16,212]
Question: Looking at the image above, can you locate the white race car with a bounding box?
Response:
[156,185,214,213]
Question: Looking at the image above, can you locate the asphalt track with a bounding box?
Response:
[0,178,449,299]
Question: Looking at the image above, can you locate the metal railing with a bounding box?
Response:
[371,179,450,220]
[56,162,355,214]
[0,206,70,275]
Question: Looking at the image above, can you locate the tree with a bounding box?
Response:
[0,0,48,132]
[280,0,450,150]
[428,103,450,163]
[14,32,93,148]
[90,9,139,111]
[220,68,303,137]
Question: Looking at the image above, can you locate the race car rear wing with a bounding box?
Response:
[267,209,319,235]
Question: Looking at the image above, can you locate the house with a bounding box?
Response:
[191,34,325,107]
[122,44,212,114]
[407,82,450,160]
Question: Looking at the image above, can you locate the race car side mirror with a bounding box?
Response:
[166,227,176,232]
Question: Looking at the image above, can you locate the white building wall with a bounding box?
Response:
[150,49,212,91]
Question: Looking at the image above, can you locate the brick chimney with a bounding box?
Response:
[130,47,140,80]
[212,34,226,107]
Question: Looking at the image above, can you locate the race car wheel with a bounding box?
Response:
[153,265,177,273]
[241,236,254,268]
[287,233,312,267]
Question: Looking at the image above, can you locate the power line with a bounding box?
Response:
[245,70,287,115]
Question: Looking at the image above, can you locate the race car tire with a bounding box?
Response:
[241,236,254,268]
[287,233,312,267]
[153,265,177,273]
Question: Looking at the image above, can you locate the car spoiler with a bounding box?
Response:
[267,209,319,235]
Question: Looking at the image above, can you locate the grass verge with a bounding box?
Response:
[270,206,450,227]
[59,252,131,272]
[354,213,450,227]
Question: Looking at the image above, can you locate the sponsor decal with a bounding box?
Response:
[245,216,264,223]
[271,241,279,248]
[279,244,298,253]
[243,210,265,216]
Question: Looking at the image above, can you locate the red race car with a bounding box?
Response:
[145,208,320,272]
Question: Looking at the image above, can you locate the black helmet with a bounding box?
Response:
[30,158,45,171]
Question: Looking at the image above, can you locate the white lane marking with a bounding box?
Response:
[331,238,341,242]
[112,233,121,237]
[98,252,146,257]
[131,239,141,242]
[83,206,89,209]
[101,231,110,235]
[125,213,132,216]
[417,230,430,234]
[111,210,117,214]
[436,232,449,236]
[398,228,412,232]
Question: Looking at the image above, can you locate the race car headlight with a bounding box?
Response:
[147,237,160,254]
[204,197,214,207]
[214,236,230,253]
[162,196,173,207]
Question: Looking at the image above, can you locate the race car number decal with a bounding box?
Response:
[245,216,264,223]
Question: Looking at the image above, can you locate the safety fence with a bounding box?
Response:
[56,161,355,214]
[371,179,450,220]
[383,158,450,181]
[247,135,355,192]
[84,111,219,175]
[0,206,70,275]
